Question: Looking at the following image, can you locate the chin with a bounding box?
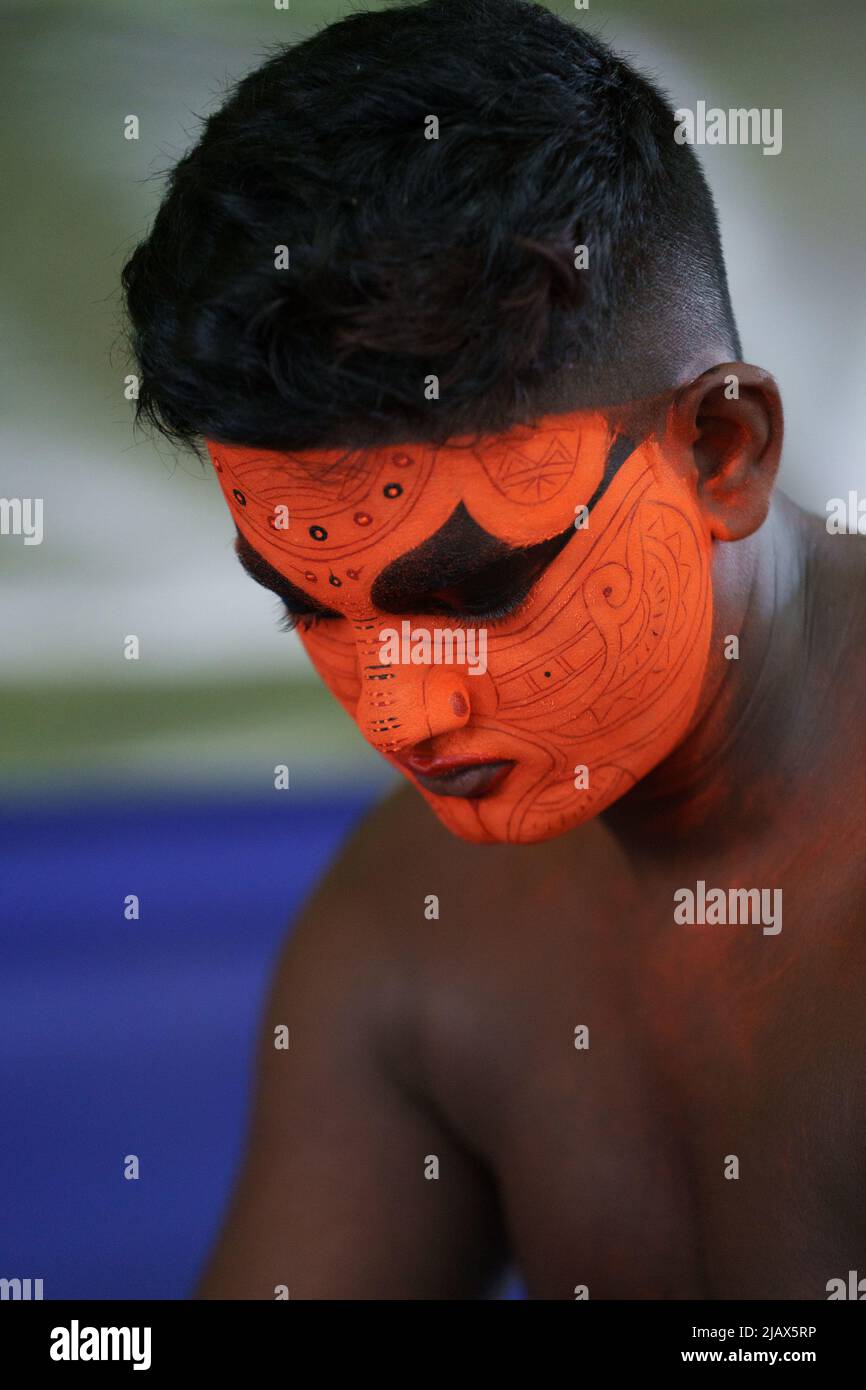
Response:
[413,764,640,846]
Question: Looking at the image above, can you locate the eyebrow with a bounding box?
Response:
[234,432,638,614]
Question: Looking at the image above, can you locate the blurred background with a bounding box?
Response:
[2,0,864,1300]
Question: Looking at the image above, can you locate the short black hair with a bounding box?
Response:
[121,0,741,456]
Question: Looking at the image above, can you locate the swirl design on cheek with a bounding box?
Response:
[456,461,712,843]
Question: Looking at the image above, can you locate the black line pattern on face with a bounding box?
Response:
[585,433,639,511]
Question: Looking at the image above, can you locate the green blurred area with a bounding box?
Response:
[0,677,392,797]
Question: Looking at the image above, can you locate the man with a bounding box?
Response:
[122,0,866,1298]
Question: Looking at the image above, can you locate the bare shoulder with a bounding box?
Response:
[299,778,627,942]
[291,779,458,943]
[805,509,866,739]
[281,780,627,1057]
[277,779,628,1127]
[268,782,474,1067]
[196,778,512,1298]
[807,504,866,631]
[274,782,430,1017]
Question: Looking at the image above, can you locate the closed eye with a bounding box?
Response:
[236,513,574,636]
[424,583,532,627]
[398,526,575,624]
[233,532,342,631]
[278,603,341,634]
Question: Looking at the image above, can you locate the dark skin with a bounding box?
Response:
[194,366,866,1299]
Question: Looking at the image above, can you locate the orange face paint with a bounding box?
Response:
[206,405,713,844]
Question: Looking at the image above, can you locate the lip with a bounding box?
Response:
[401,757,516,800]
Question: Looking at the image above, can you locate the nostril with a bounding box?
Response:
[450,691,469,718]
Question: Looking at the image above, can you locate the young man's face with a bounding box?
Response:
[206,405,714,844]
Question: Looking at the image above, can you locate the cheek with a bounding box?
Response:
[485,488,712,747]
[297,623,361,719]
[440,486,713,844]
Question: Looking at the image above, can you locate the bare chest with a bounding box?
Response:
[418,846,866,1299]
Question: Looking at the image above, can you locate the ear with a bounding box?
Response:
[668,363,783,541]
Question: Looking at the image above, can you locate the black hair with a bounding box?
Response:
[120,0,741,456]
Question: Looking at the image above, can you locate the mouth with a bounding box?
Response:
[401,756,516,799]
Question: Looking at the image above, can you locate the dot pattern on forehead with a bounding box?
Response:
[205,411,614,603]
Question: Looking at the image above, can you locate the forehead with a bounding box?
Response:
[206,410,613,602]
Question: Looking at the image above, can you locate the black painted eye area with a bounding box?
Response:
[390,528,575,621]
[278,599,342,634]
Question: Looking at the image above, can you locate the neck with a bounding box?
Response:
[603,492,821,857]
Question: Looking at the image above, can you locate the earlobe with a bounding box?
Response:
[671,363,783,542]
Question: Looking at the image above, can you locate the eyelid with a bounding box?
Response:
[278,559,545,632]
[277,589,531,633]
[449,587,532,628]
[277,598,341,632]
[442,551,556,624]
[235,538,342,630]
[448,532,573,621]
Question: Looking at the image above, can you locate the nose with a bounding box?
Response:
[354,628,472,754]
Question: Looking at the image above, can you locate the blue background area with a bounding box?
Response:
[0,794,371,1299]
[0,794,524,1300]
